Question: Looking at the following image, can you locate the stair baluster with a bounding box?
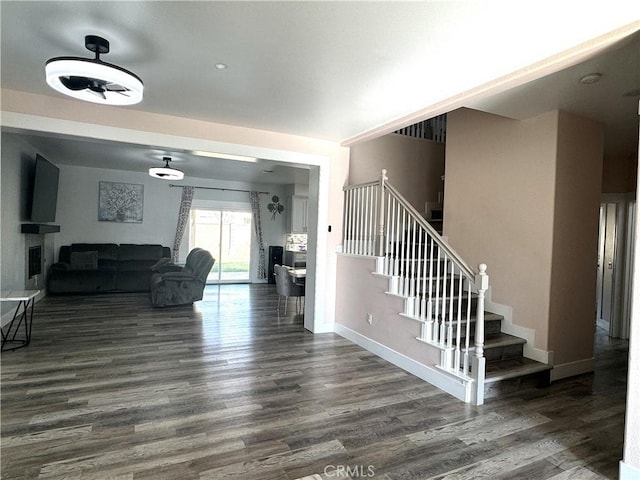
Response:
[342,169,491,405]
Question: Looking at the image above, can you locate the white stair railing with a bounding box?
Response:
[342,169,489,405]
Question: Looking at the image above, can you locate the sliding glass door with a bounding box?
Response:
[190,209,252,283]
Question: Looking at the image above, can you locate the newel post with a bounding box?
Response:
[376,169,388,258]
[472,263,489,405]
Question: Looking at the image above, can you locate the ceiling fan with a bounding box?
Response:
[59,75,130,101]
[45,35,143,106]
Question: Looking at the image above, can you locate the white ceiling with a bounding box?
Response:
[1,1,639,182]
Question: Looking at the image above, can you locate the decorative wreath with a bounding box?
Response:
[267,195,284,220]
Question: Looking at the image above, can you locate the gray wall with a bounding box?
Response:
[1,133,56,316]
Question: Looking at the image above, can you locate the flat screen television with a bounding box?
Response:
[30,154,60,223]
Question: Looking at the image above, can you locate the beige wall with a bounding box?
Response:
[548,111,604,365]
[335,255,440,366]
[349,133,445,212]
[444,107,604,369]
[443,108,559,350]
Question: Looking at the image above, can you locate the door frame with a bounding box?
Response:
[599,192,636,339]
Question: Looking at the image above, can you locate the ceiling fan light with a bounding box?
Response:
[45,36,143,106]
[46,58,144,105]
[149,166,184,180]
[149,156,184,180]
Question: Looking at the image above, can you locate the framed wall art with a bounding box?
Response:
[98,181,144,223]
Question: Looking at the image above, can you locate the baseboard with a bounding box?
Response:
[620,460,640,480]
[333,323,469,402]
[550,357,595,382]
[485,291,552,365]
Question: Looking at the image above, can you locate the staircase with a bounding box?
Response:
[342,169,551,404]
[422,204,551,398]
[392,247,551,399]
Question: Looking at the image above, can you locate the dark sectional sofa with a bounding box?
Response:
[48,243,172,294]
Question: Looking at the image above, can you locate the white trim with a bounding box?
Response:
[1,112,327,167]
[550,357,595,382]
[485,289,552,364]
[336,252,379,260]
[620,460,640,480]
[333,323,470,403]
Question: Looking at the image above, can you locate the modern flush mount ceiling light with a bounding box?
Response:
[149,157,184,180]
[579,72,603,84]
[45,35,143,105]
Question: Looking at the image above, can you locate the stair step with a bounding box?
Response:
[428,220,443,235]
[485,357,551,383]
[482,333,526,361]
[443,312,503,338]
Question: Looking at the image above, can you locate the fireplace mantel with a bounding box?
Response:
[21,224,60,234]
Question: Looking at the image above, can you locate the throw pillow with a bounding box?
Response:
[70,251,98,270]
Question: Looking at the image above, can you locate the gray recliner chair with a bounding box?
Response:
[274,264,305,315]
[150,248,215,307]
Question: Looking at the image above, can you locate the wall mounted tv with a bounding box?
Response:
[30,154,60,223]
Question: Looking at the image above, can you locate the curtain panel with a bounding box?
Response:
[172,186,195,263]
[250,191,267,280]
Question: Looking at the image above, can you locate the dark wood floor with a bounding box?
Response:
[1,284,629,479]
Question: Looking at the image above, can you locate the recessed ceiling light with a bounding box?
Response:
[579,72,602,84]
[215,63,228,70]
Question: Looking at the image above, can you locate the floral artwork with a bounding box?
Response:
[98,181,144,223]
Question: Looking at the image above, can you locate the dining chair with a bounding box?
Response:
[273,264,305,315]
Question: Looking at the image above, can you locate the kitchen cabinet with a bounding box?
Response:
[289,196,308,233]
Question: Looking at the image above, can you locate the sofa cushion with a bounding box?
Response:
[70,243,119,261]
[118,244,164,261]
[70,251,98,270]
[48,270,117,294]
[116,270,155,292]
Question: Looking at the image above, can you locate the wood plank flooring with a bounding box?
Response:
[1,284,629,479]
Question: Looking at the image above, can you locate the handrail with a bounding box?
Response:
[341,169,489,405]
[343,180,379,191]
[384,183,476,280]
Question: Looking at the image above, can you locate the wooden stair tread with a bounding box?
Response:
[485,357,551,383]
[483,332,526,349]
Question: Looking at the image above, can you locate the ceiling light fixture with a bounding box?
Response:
[149,157,184,180]
[190,150,258,162]
[215,63,228,70]
[45,35,143,105]
[579,72,603,84]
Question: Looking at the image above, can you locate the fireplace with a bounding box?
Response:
[24,235,44,290]
[28,245,42,278]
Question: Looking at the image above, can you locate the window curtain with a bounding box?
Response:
[172,186,195,263]
[249,191,267,280]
